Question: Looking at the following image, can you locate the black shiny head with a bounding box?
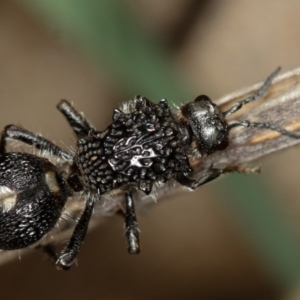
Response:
[181,95,229,154]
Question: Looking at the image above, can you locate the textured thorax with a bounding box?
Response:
[76,97,192,195]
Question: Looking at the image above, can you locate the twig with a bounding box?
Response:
[197,66,300,170]
[1,66,300,266]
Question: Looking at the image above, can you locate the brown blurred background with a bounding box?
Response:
[1,1,300,299]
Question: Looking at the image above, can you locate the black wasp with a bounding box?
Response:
[0,67,298,270]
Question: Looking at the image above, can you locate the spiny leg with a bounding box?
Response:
[56,196,95,270]
[57,100,95,138]
[0,125,72,160]
[125,191,140,254]
[223,67,281,118]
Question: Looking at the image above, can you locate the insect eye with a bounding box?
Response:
[193,95,216,115]
[194,95,211,103]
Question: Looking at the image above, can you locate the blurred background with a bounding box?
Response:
[1,1,300,299]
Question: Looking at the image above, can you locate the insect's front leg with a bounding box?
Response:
[175,168,223,190]
[175,165,247,190]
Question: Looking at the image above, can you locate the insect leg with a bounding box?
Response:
[0,125,72,160]
[175,164,260,190]
[125,191,140,254]
[228,120,300,139]
[57,100,95,138]
[56,196,95,270]
[175,168,223,190]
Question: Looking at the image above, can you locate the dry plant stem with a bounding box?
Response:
[1,66,300,266]
[198,66,300,171]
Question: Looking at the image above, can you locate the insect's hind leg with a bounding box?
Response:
[0,125,72,160]
[56,196,95,270]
